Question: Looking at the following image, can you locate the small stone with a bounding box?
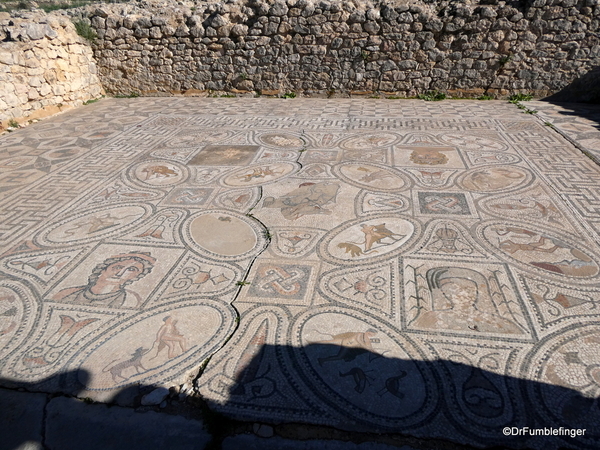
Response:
[140,387,169,406]
[25,24,45,40]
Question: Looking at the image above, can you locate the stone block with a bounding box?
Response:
[45,397,209,450]
[222,435,418,450]
[0,388,46,450]
[0,51,14,66]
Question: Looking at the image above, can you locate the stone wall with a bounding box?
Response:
[85,0,600,98]
[0,11,104,127]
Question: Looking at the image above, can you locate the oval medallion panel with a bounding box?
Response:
[221,162,298,187]
[458,166,531,193]
[37,204,152,245]
[479,222,600,279]
[334,162,408,192]
[75,300,234,393]
[290,308,438,430]
[340,133,400,150]
[319,215,417,265]
[0,282,38,361]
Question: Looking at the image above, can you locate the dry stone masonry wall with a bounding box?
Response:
[86,0,600,97]
[1,0,599,125]
[0,11,104,126]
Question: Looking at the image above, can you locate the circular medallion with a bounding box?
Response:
[258,133,304,148]
[0,282,37,361]
[183,210,267,261]
[131,161,188,187]
[521,324,600,447]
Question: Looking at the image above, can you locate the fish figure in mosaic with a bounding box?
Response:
[494,227,598,277]
[311,329,382,365]
[489,199,562,225]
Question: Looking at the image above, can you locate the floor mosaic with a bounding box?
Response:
[1,99,600,449]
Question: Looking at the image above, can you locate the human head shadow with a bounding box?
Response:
[544,66,600,106]
[0,367,140,407]
[0,369,209,450]
[0,369,90,450]
[216,342,599,449]
[539,65,600,138]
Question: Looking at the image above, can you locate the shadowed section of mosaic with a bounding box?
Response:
[204,343,599,449]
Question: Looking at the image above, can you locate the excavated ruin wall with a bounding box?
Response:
[2,0,599,126]
[86,0,600,97]
[0,11,104,126]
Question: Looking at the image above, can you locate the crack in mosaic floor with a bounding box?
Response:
[1,99,600,449]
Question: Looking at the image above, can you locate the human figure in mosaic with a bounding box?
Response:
[413,267,523,334]
[53,252,155,309]
[150,315,187,360]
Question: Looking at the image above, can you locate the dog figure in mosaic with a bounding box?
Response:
[103,347,148,382]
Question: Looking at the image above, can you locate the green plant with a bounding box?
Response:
[114,92,140,98]
[508,93,533,103]
[360,50,369,61]
[73,20,96,42]
[544,122,553,127]
[236,281,251,286]
[220,94,235,98]
[386,96,402,99]
[418,90,446,101]
[498,55,511,66]
[42,1,88,12]
[8,119,18,128]
[368,95,380,99]
[282,92,296,99]
[477,94,494,100]
[239,72,248,80]
[83,98,100,105]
